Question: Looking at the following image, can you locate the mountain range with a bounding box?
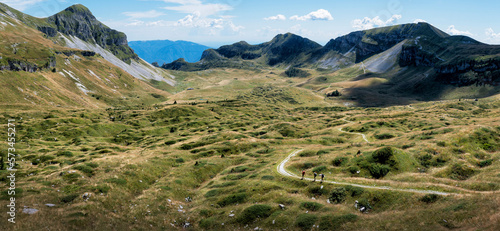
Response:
[1,2,499,108]
[129,40,210,65]
[160,22,500,103]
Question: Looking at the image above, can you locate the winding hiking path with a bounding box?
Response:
[277,150,450,195]
[339,118,370,143]
[277,119,500,196]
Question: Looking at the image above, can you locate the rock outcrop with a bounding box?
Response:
[41,4,138,64]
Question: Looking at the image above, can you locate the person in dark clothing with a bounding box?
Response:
[301,170,305,180]
[320,173,325,183]
[313,172,317,182]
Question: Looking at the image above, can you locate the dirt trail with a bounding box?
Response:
[277,118,500,196]
[339,118,370,143]
[277,150,451,195]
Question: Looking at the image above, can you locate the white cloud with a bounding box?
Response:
[264,14,286,21]
[0,0,46,11]
[413,19,427,23]
[352,14,402,30]
[123,10,165,19]
[485,28,500,43]
[162,0,232,17]
[446,25,472,36]
[175,12,242,32]
[290,9,333,21]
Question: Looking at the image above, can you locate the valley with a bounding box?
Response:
[0,2,499,231]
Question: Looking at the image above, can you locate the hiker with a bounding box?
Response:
[301,170,305,180]
[313,172,317,182]
[320,173,325,183]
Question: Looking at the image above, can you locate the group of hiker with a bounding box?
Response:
[301,170,325,183]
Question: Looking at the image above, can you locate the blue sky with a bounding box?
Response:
[2,0,500,47]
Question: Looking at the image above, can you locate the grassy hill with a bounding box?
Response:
[0,97,498,230]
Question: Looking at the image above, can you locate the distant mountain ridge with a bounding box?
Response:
[162,22,500,88]
[129,40,211,65]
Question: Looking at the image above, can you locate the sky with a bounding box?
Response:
[2,0,500,47]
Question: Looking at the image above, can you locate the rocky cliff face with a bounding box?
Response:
[42,5,137,63]
[398,45,437,67]
[321,22,448,63]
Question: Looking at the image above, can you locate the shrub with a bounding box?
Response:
[308,186,328,196]
[329,187,347,204]
[164,140,176,145]
[56,151,74,157]
[299,150,316,157]
[369,163,390,179]
[478,159,493,168]
[94,185,110,194]
[73,164,95,177]
[348,166,360,174]
[237,204,273,224]
[60,194,79,203]
[345,185,364,197]
[374,133,395,140]
[372,147,396,166]
[62,173,81,182]
[295,214,318,231]
[204,189,222,198]
[105,178,127,185]
[300,202,323,211]
[332,157,348,166]
[319,214,358,231]
[199,217,217,229]
[285,67,311,78]
[261,175,275,180]
[175,158,185,163]
[312,166,327,173]
[420,194,441,203]
[217,193,247,207]
[449,163,475,180]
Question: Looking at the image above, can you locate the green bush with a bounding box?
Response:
[449,163,475,180]
[369,163,390,179]
[374,133,395,140]
[217,193,247,207]
[308,186,328,196]
[372,147,396,166]
[204,189,222,198]
[237,204,273,224]
[60,194,79,203]
[56,151,74,157]
[300,202,323,211]
[62,173,81,182]
[285,67,311,78]
[348,166,360,174]
[420,194,441,203]
[73,164,95,177]
[261,175,275,180]
[332,157,348,166]
[299,150,316,157]
[329,187,347,204]
[312,166,327,173]
[295,214,318,231]
[478,159,493,168]
[105,178,127,185]
[199,217,217,229]
[164,140,177,145]
[319,214,358,231]
[345,185,364,197]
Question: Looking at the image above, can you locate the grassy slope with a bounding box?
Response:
[0,94,498,230]
[0,13,170,108]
